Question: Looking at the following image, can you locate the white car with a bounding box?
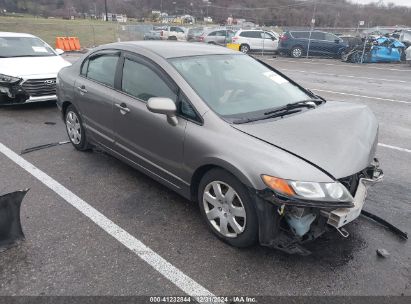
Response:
[159,26,187,41]
[0,32,71,105]
[232,29,279,53]
[406,46,411,66]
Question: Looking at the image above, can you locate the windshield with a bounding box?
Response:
[170,54,311,119]
[0,37,56,58]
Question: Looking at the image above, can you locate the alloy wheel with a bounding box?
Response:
[292,47,302,58]
[66,111,82,145]
[202,181,246,238]
[240,45,249,53]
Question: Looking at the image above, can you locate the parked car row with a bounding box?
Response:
[144,26,351,58]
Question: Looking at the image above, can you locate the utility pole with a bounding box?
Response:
[306,0,317,58]
[104,0,108,22]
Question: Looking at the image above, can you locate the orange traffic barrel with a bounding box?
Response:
[55,37,65,50]
[62,37,71,51]
[69,37,81,50]
[67,37,76,51]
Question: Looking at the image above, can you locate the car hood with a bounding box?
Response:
[0,56,71,78]
[232,101,378,179]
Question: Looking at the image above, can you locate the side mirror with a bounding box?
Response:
[335,39,340,44]
[55,48,65,55]
[147,97,178,126]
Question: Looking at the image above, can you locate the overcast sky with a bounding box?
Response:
[350,0,411,6]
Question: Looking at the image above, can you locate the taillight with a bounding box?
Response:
[280,35,288,42]
[199,35,204,42]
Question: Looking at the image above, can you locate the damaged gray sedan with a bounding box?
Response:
[56,42,383,254]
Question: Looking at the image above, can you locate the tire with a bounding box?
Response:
[198,168,258,248]
[240,44,250,54]
[65,104,90,151]
[291,46,304,58]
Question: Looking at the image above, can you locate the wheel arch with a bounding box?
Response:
[61,100,72,118]
[190,160,255,202]
[240,43,250,52]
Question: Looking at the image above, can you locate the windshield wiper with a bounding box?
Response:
[232,100,319,125]
[233,109,303,124]
[264,100,317,116]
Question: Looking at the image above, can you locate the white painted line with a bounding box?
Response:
[311,89,411,104]
[0,142,214,299]
[270,58,411,72]
[279,68,407,83]
[378,143,411,154]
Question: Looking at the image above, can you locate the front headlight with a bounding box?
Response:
[0,74,21,84]
[261,175,353,202]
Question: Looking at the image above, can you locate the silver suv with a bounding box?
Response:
[200,29,235,46]
[232,29,279,53]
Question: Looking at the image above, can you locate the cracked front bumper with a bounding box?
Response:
[325,159,384,229]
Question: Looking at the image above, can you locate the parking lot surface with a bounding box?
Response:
[0,53,410,297]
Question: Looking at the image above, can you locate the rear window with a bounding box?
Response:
[291,31,309,39]
[84,53,119,87]
[310,32,326,40]
[240,31,261,38]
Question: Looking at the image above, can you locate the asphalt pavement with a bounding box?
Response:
[0,53,410,298]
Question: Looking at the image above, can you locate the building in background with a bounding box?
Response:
[102,13,127,22]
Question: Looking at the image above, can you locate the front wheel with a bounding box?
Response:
[65,105,90,151]
[198,169,258,247]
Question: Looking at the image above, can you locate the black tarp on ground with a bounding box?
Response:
[0,189,28,252]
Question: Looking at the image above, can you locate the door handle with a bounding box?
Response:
[77,85,88,94]
[115,103,131,115]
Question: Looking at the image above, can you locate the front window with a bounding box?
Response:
[170,54,310,120]
[0,36,56,58]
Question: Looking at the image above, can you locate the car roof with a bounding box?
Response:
[112,41,238,59]
[239,29,263,32]
[0,32,36,38]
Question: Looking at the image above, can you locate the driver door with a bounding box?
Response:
[112,53,188,189]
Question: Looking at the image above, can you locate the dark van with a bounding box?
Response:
[278,31,348,58]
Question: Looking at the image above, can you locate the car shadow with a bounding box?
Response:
[0,100,57,111]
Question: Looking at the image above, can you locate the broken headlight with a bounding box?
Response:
[261,175,353,202]
[0,74,21,84]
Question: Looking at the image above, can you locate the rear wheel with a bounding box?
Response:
[240,44,250,54]
[65,105,90,151]
[291,46,304,58]
[198,168,258,247]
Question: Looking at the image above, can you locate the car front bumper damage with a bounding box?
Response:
[253,159,383,255]
[0,81,56,105]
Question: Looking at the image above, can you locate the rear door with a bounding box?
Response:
[112,53,188,188]
[74,50,121,148]
[215,30,228,45]
[307,31,326,55]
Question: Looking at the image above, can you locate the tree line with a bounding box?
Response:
[0,0,410,27]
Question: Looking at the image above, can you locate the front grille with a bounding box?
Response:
[21,78,56,97]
